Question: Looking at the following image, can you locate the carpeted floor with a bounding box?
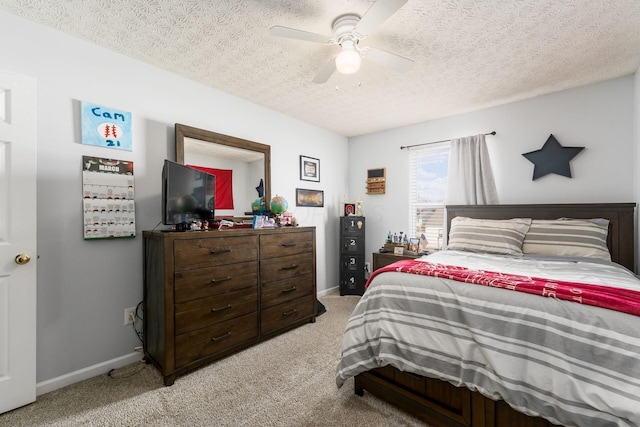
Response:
[0,295,427,426]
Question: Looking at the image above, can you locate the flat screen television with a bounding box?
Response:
[162,159,215,228]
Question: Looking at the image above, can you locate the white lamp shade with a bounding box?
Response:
[335,49,361,74]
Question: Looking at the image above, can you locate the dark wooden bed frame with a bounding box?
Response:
[354,203,636,427]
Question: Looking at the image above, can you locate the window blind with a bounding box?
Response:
[408,142,450,249]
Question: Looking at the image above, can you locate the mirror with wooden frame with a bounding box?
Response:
[175,123,271,218]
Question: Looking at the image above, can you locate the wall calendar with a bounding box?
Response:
[82,156,136,239]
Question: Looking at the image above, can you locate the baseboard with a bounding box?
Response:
[36,351,143,396]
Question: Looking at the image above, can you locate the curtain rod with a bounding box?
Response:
[400,131,496,150]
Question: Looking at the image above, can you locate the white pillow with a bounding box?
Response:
[447,217,532,256]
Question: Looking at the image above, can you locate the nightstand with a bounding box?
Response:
[372,252,421,271]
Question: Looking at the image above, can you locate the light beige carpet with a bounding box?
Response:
[0,295,427,426]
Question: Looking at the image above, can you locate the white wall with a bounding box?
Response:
[349,76,637,271]
[0,11,348,387]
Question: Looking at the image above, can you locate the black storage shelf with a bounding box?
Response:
[339,216,365,296]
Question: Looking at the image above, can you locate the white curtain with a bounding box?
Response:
[445,134,498,205]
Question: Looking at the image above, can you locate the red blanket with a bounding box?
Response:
[187,165,234,209]
[367,260,640,317]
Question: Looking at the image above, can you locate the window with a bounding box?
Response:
[408,142,450,250]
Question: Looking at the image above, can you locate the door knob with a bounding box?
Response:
[15,254,31,265]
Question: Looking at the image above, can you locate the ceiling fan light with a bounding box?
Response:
[335,50,361,74]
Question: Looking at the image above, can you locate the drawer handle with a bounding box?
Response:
[283,309,297,317]
[211,276,231,284]
[281,242,297,247]
[281,264,298,270]
[210,248,231,255]
[282,286,297,293]
[211,332,232,342]
[211,304,232,312]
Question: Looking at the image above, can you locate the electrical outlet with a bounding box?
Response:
[124,307,136,326]
[364,262,371,273]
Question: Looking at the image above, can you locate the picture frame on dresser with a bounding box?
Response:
[407,238,419,254]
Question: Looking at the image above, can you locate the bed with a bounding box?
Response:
[336,203,638,427]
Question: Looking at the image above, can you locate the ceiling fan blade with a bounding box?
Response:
[269,26,330,44]
[312,58,337,84]
[354,0,407,36]
[362,47,414,73]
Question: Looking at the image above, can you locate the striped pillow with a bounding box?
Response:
[522,218,611,261]
[447,217,531,256]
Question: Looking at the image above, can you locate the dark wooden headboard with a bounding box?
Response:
[446,203,636,272]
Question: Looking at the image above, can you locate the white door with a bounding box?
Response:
[0,69,37,413]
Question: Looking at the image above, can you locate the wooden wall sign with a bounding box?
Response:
[366,168,386,194]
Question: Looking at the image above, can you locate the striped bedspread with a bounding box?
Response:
[336,251,640,427]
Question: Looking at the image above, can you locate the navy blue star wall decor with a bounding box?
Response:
[522,134,585,180]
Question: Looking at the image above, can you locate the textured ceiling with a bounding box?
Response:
[1,0,640,137]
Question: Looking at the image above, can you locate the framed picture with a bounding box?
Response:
[300,155,320,182]
[344,203,356,216]
[296,188,324,207]
[408,238,420,253]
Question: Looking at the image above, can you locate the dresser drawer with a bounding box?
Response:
[174,261,258,303]
[261,275,314,308]
[174,235,258,271]
[260,252,314,285]
[175,312,259,368]
[260,231,314,259]
[175,287,258,335]
[260,294,315,335]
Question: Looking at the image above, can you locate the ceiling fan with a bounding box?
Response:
[269,0,414,84]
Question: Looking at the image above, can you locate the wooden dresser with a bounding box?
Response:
[143,226,316,385]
